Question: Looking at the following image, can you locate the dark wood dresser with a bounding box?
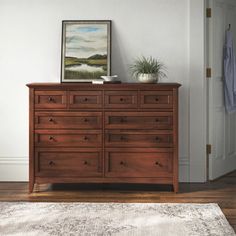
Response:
[27,83,181,193]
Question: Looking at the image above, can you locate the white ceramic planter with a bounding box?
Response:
[137,73,158,83]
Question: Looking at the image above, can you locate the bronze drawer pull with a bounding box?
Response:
[48,97,54,102]
[120,161,125,165]
[120,98,124,102]
[84,98,88,102]
[155,161,162,167]
[49,118,54,122]
[84,118,89,122]
[49,161,55,166]
[83,161,88,165]
[155,98,159,102]
[84,136,88,141]
[49,136,54,140]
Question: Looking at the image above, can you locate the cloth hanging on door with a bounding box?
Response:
[223,30,236,113]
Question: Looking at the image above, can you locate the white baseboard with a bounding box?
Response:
[179,157,190,182]
[0,156,190,182]
[0,157,28,181]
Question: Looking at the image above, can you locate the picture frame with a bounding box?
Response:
[61,20,111,83]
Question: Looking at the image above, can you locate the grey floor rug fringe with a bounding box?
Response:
[0,202,235,236]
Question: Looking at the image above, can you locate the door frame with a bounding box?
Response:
[189,0,207,182]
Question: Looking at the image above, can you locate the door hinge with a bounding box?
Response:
[206,144,212,155]
[206,8,212,18]
[206,68,212,78]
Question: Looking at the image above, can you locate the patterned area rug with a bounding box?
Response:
[0,202,235,236]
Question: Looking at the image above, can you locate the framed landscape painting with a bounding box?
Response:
[61,20,111,82]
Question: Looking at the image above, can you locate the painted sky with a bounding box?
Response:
[65,23,108,58]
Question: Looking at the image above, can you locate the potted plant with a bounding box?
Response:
[130,56,166,83]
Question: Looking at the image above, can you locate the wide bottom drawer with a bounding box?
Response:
[35,148,102,177]
[105,148,173,178]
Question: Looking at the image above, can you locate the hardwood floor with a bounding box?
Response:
[0,171,235,231]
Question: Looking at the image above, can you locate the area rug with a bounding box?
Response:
[0,203,235,236]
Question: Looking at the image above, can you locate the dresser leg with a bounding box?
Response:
[173,183,179,193]
[29,182,34,193]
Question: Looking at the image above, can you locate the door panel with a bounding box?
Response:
[207,0,236,180]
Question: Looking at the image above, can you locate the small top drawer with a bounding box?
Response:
[69,91,102,109]
[140,91,173,108]
[35,91,67,109]
[104,91,138,108]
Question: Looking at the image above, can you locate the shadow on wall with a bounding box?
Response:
[111,22,131,82]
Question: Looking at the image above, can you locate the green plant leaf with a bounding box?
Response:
[129,56,167,79]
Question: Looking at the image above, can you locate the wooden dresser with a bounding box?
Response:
[27,83,181,192]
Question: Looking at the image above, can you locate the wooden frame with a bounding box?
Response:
[61,20,111,83]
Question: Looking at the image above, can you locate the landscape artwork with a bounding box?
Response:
[61,21,111,82]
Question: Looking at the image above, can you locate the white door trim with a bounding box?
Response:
[189,0,207,182]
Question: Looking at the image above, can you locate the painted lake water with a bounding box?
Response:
[66,64,104,72]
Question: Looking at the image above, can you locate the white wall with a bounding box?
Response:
[0,0,190,181]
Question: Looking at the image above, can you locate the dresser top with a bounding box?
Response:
[26,82,181,89]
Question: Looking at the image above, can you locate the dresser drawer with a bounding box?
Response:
[69,91,102,109]
[105,130,173,147]
[105,112,173,129]
[35,148,102,177]
[35,112,102,129]
[104,91,138,108]
[105,148,173,177]
[35,91,67,109]
[35,130,102,147]
[140,91,173,108]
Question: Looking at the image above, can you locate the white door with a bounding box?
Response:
[207,0,236,180]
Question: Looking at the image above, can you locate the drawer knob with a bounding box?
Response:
[83,161,88,165]
[48,97,54,102]
[155,137,160,141]
[120,161,125,165]
[84,136,88,141]
[84,118,89,122]
[84,98,88,102]
[120,136,125,141]
[120,118,126,123]
[155,118,159,122]
[49,161,55,166]
[155,98,159,102]
[155,161,162,167]
[49,118,54,122]
[49,136,54,140]
[120,98,124,102]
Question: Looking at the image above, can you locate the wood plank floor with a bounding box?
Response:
[0,171,235,232]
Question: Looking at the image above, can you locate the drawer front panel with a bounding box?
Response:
[105,112,173,129]
[35,148,102,177]
[105,131,173,147]
[105,148,173,177]
[35,130,102,147]
[104,91,138,108]
[69,91,102,109]
[35,112,102,129]
[140,91,173,108]
[35,91,67,109]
